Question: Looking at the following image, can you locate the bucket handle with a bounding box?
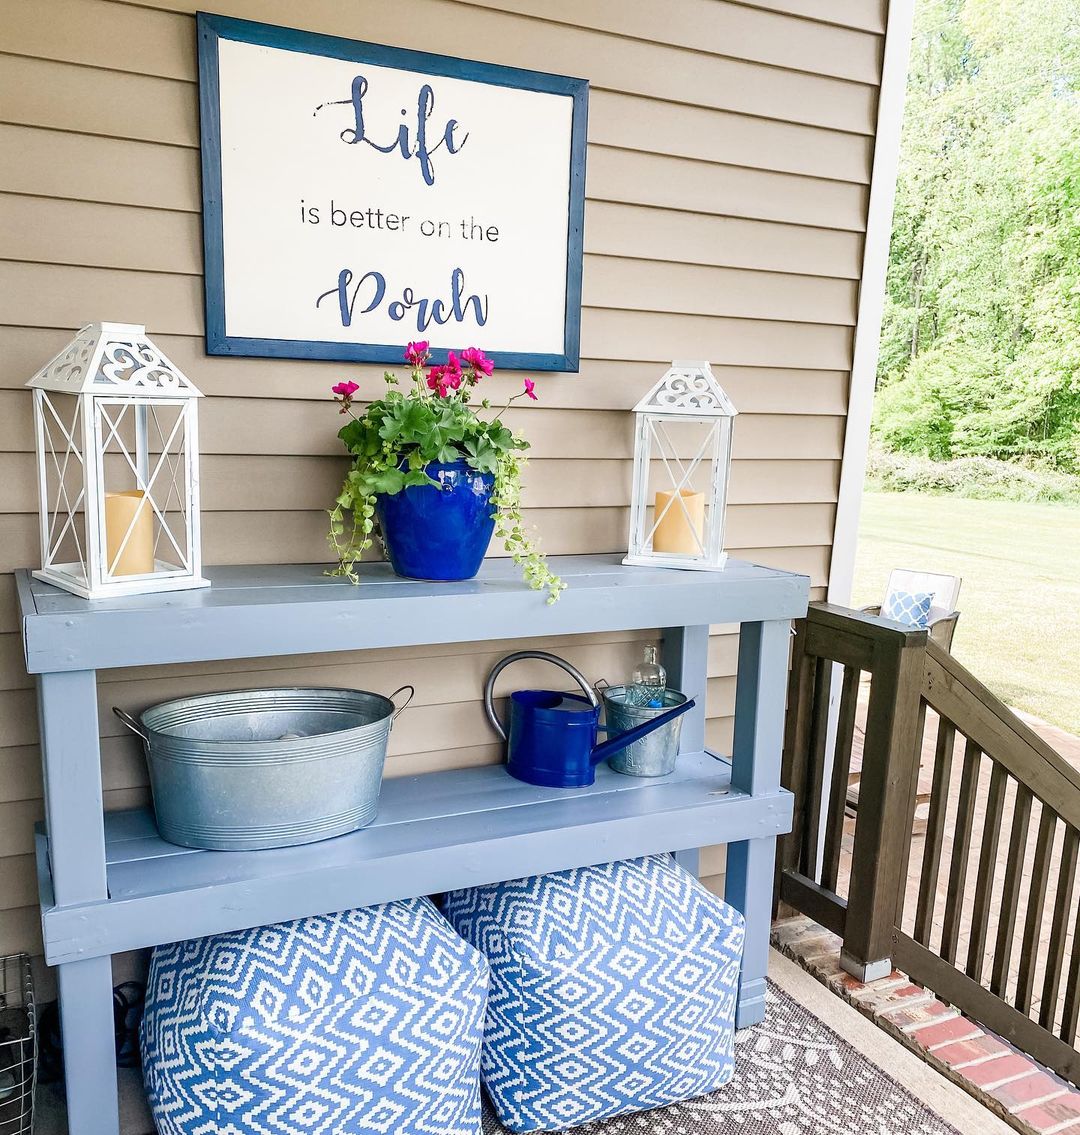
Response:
[112,707,149,743]
[484,650,598,741]
[388,685,414,722]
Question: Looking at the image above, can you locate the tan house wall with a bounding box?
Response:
[0,0,886,973]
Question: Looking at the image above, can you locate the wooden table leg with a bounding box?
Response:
[56,958,122,1135]
[662,624,709,754]
[37,671,120,1135]
[726,839,774,1026]
[665,625,710,879]
[726,619,789,1028]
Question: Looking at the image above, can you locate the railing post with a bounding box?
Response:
[774,617,810,918]
[840,629,927,981]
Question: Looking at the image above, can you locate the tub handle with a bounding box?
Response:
[112,707,149,743]
[388,685,414,722]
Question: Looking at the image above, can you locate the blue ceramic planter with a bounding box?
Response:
[375,459,496,581]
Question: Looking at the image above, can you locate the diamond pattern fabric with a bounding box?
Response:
[140,898,489,1135]
[442,855,744,1133]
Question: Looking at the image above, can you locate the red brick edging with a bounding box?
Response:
[771,917,1080,1135]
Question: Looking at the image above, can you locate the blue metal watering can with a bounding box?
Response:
[484,650,696,788]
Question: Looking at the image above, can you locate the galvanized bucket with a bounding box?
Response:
[601,685,688,777]
[114,686,413,851]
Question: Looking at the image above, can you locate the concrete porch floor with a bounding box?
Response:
[765,949,1013,1135]
[774,916,1080,1135]
[32,948,1010,1135]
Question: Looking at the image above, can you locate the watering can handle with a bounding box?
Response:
[484,650,599,741]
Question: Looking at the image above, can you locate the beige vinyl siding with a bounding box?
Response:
[0,0,885,964]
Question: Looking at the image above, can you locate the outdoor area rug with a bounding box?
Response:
[482,982,961,1135]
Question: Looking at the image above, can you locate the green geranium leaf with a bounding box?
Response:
[368,467,406,494]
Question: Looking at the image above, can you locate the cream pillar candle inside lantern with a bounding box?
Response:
[652,489,705,554]
[105,491,155,576]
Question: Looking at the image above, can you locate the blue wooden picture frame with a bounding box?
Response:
[196,13,588,372]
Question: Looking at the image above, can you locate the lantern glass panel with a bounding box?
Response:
[36,391,88,580]
[639,416,725,559]
[94,399,193,581]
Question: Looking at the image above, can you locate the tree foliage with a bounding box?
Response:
[875,0,1080,471]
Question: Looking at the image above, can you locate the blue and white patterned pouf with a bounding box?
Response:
[442,854,745,1133]
[141,897,489,1135]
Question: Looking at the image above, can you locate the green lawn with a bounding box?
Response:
[852,492,1080,735]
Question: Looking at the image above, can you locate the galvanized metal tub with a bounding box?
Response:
[114,686,412,851]
[601,686,688,777]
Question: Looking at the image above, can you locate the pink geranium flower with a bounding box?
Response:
[405,341,430,367]
[426,354,464,397]
[523,377,538,400]
[332,380,360,412]
[461,347,494,377]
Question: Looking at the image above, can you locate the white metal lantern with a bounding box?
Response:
[27,322,209,599]
[623,361,737,572]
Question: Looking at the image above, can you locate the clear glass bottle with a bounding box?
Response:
[628,645,667,707]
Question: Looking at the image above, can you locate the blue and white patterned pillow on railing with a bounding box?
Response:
[442,855,745,1134]
[141,897,489,1135]
[884,589,934,628]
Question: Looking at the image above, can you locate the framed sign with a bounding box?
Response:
[197,14,588,371]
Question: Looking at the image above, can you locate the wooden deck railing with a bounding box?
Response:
[777,602,1080,1085]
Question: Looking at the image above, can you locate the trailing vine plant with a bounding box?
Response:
[328,342,565,602]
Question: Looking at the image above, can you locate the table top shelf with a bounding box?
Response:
[16,554,810,673]
[36,751,793,967]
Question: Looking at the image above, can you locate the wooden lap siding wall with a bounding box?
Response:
[0,0,885,979]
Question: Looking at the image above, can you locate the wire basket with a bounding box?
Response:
[0,955,35,1135]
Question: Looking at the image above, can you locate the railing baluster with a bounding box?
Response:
[1062,895,1080,1045]
[1041,825,1078,1031]
[914,716,956,945]
[1016,806,1058,1015]
[821,664,860,892]
[991,781,1032,998]
[803,655,831,879]
[896,697,928,932]
[941,740,981,964]
[967,762,1008,983]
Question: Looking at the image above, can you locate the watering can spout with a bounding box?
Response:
[589,696,696,764]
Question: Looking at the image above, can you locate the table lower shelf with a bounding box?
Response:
[36,751,793,966]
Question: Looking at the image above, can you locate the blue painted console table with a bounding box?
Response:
[16,554,808,1135]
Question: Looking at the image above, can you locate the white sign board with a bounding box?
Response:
[198,15,588,370]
